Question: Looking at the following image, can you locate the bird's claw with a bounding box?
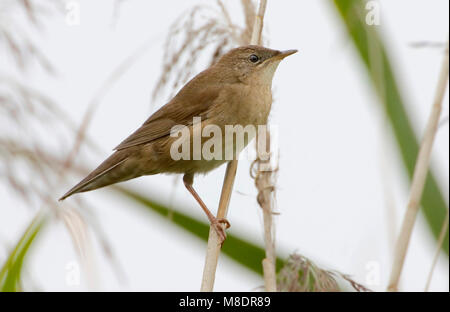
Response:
[217,218,231,229]
[212,218,230,246]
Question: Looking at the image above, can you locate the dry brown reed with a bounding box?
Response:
[0,0,123,289]
[151,0,259,103]
[424,208,449,291]
[277,254,371,292]
[388,40,449,292]
[252,127,278,292]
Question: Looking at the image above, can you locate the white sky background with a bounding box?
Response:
[0,0,448,291]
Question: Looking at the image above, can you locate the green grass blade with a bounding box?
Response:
[332,0,448,254]
[0,212,47,292]
[117,187,285,275]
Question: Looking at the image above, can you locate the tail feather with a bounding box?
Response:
[59,151,131,201]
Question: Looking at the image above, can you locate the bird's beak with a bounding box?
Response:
[272,49,298,61]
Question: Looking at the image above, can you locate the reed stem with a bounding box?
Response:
[200,0,268,292]
[387,39,449,292]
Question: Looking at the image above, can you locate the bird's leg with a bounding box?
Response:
[183,174,230,245]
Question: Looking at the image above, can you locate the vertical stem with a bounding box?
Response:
[251,0,276,291]
[200,0,268,292]
[200,160,237,291]
[255,128,277,291]
[387,40,449,292]
[424,209,449,291]
[250,0,268,45]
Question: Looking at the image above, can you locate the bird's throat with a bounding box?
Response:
[253,60,282,86]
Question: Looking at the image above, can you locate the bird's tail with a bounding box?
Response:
[59,150,136,201]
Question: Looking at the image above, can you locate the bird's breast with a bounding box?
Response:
[214,83,272,127]
[240,84,272,126]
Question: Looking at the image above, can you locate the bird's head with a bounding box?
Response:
[215,45,297,85]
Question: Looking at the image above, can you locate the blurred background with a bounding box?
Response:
[0,0,448,291]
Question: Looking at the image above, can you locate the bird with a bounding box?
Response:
[60,45,297,244]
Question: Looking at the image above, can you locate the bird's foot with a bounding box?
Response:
[217,218,230,229]
[211,218,231,246]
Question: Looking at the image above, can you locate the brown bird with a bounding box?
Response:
[60,45,297,243]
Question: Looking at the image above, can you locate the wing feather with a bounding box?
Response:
[114,85,221,150]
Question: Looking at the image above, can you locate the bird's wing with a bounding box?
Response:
[114,85,221,150]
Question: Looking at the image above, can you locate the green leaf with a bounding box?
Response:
[117,187,285,275]
[0,212,47,292]
[332,0,449,254]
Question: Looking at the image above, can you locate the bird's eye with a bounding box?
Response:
[249,54,260,63]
